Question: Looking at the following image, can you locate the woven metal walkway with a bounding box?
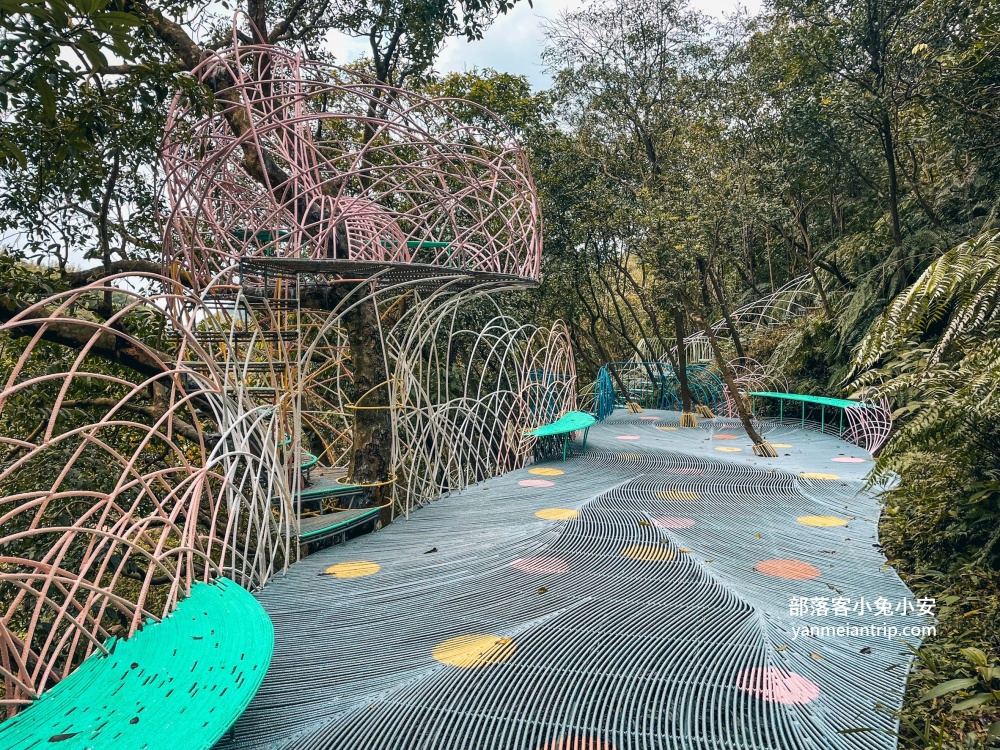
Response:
[221,411,926,750]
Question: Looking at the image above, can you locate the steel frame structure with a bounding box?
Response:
[0,34,573,715]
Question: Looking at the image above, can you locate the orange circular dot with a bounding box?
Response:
[539,738,616,750]
[712,434,739,440]
[753,559,821,579]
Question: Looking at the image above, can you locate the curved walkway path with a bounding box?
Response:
[220,410,926,750]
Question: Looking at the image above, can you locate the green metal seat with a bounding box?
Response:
[746,391,874,434]
[0,578,273,750]
[528,410,597,461]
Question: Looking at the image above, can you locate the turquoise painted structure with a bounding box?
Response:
[0,578,273,750]
[529,410,597,460]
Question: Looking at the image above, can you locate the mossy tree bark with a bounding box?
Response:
[341,296,394,513]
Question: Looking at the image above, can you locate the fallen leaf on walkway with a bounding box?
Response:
[425,547,438,554]
[776,645,787,652]
[679,548,692,553]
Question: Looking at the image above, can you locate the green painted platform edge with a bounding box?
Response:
[0,578,274,750]
[529,410,597,437]
[299,507,380,540]
[299,452,318,471]
[746,391,872,409]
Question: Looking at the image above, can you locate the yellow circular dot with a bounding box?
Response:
[770,443,792,449]
[623,544,675,561]
[325,561,380,578]
[432,634,515,668]
[529,467,564,476]
[797,515,848,527]
[656,489,700,501]
[535,507,578,520]
[716,446,742,453]
[656,426,678,431]
[799,472,840,480]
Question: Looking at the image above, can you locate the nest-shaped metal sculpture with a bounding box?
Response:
[162,37,541,286]
[0,275,289,712]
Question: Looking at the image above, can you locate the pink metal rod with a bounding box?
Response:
[0,275,288,712]
[161,34,542,287]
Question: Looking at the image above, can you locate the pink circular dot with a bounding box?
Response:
[617,435,641,441]
[653,516,695,529]
[511,557,568,574]
[737,667,820,704]
[519,479,555,488]
[831,456,866,463]
[639,416,659,420]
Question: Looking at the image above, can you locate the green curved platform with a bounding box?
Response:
[0,577,273,750]
[528,410,596,437]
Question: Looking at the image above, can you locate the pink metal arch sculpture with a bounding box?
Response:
[161,35,542,287]
[0,275,289,712]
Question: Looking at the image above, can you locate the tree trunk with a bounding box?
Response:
[341,296,394,512]
[695,260,774,455]
[881,109,906,287]
[707,263,746,359]
[672,306,696,426]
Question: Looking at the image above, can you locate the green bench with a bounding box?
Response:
[0,578,273,750]
[528,410,597,461]
[747,391,865,434]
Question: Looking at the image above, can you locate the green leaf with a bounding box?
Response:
[919,677,979,701]
[33,71,56,120]
[961,647,989,667]
[951,693,995,712]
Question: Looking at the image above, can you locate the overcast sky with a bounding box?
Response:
[327,0,763,90]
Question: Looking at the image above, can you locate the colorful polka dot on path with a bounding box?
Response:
[800,472,840,480]
[535,507,578,521]
[653,516,696,529]
[754,559,821,579]
[716,446,742,453]
[770,443,792,449]
[432,634,515,668]
[712,434,739,440]
[519,479,554,488]
[656,489,700,501]
[797,515,848,527]
[538,737,617,750]
[326,561,380,578]
[831,456,866,463]
[529,467,564,476]
[737,667,820,705]
[617,435,641,441]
